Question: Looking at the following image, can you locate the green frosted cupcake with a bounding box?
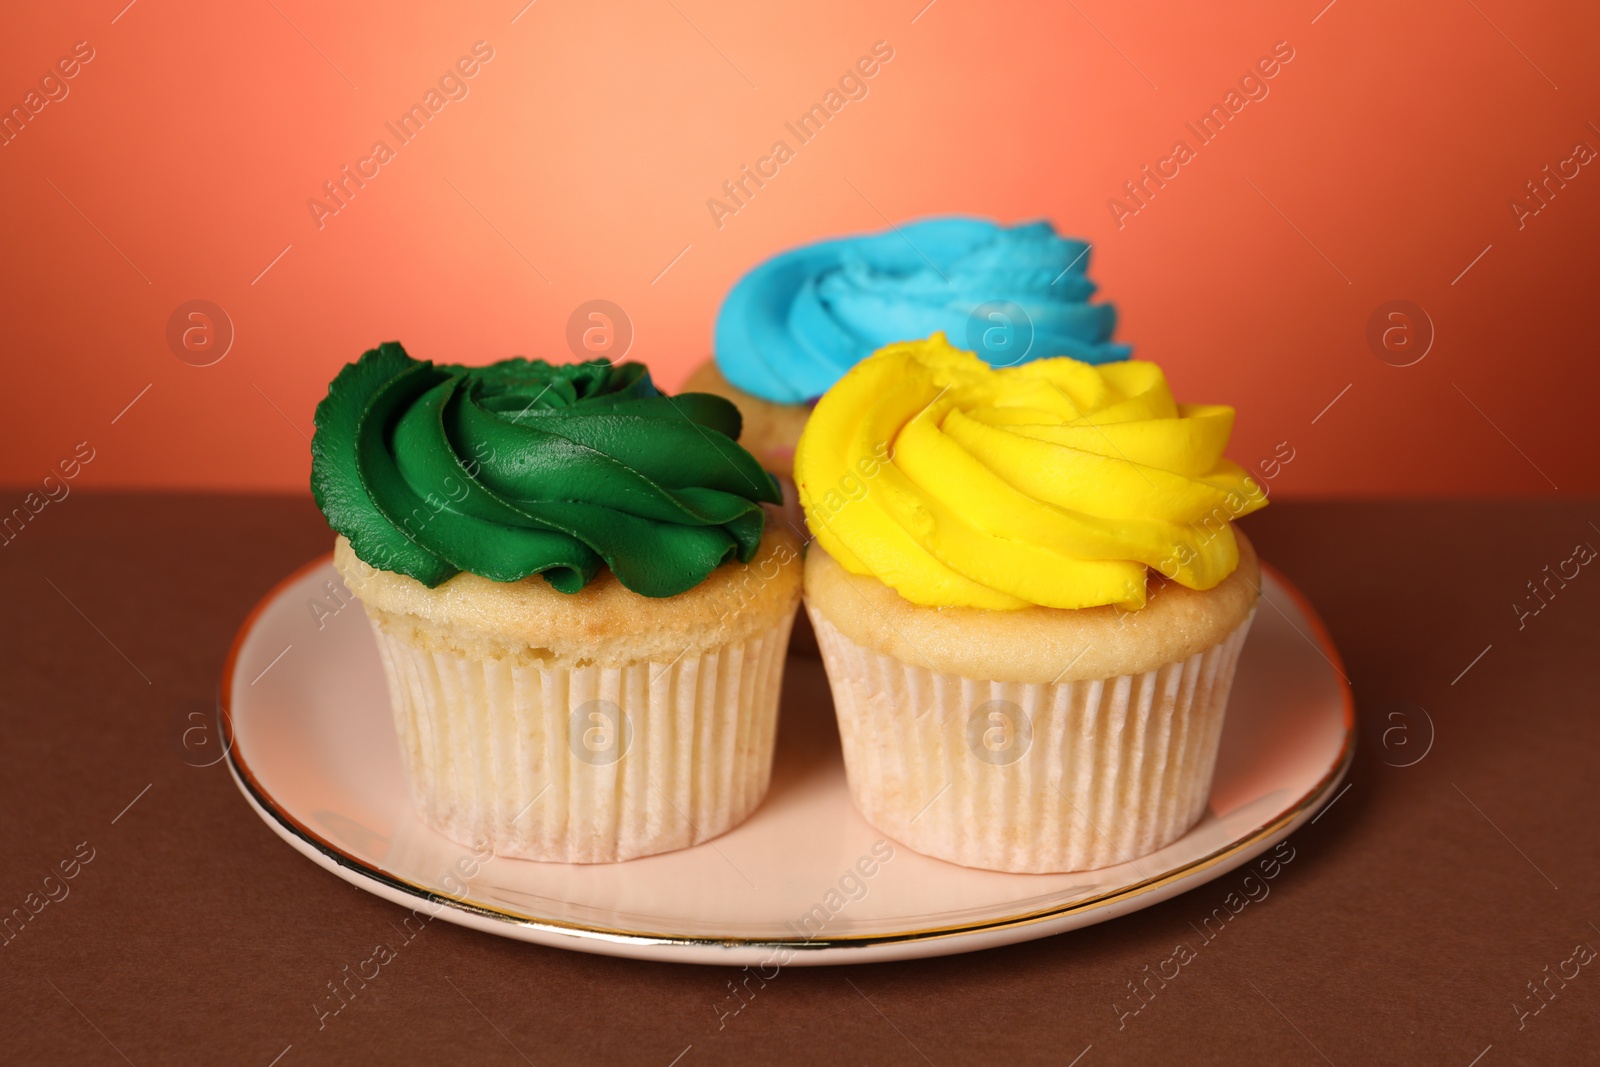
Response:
[313,344,801,862]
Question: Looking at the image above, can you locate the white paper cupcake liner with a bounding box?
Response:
[366,610,795,863]
[807,606,1256,873]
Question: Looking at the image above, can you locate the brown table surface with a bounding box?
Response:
[2,494,1597,1066]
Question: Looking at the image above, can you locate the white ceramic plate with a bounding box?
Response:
[223,557,1353,966]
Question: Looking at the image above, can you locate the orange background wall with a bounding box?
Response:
[2,0,1595,496]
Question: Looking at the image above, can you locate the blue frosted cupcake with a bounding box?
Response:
[687,215,1131,477]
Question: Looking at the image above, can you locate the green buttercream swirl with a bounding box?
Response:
[311,342,782,596]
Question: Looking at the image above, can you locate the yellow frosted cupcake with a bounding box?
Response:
[312,344,800,862]
[796,334,1266,873]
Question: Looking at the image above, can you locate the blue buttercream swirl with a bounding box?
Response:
[714,216,1131,404]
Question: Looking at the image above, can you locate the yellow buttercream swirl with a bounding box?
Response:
[794,334,1267,610]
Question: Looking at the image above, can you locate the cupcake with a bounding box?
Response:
[688,216,1131,482]
[795,334,1266,873]
[312,343,801,863]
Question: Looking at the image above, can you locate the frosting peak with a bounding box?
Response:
[794,335,1266,611]
[311,344,781,596]
[715,216,1130,404]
